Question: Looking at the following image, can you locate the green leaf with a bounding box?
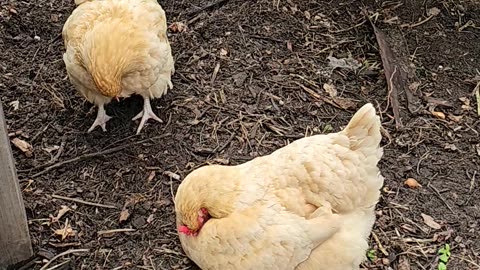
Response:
[439,253,449,262]
[438,262,447,270]
[366,249,376,261]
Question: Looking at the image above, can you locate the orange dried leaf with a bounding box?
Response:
[404,178,421,188]
[431,111,445,119]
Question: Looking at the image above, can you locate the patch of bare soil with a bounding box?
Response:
[0,0,479,269]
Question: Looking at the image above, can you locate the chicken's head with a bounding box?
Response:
[177,208,210,237]
[174,165,240,237]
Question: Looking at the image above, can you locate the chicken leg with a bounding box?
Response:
[132,96,163,134]
[88,104,112,133]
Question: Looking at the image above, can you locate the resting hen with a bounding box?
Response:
[175,103,384,270]
[62,0,175,134]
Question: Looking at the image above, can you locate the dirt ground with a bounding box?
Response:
[0,0,479,269]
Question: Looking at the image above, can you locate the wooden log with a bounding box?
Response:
[0,102,33,267]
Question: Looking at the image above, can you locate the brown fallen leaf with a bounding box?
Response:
[147,214,154,224]
[11,137,33,157]
[404,178,421,188]
[421,213,441,230]
[286,40,293,52]
[147,171,156,182]
[54,219,77,241]
[163,171,181,180]
[119,208,130,223]
[168,22,187,33]
[219,48,228,57]
[323,83,337,97]
[51,205,71,223]
[448,114,463,122]
[431,111,445,119]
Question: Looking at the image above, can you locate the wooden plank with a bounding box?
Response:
[0,102,33,267]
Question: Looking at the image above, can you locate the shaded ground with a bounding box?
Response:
[1,0,479,269]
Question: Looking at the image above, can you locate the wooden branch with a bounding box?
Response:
[0,102,33,267]
[369,20,405,129]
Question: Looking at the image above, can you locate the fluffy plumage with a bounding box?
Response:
[62,0,174,134]
[175,103,384,270]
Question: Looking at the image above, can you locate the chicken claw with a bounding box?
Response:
[132,96,163,134]
[88,104,112,133]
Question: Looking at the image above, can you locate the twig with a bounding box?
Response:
[39,249,89,270]
[28,133,170,178]
[52,194,117,209]
[44,259,71,270]
[401,14,436,28]
[427,183,455,214]
[213,133,235,153]
[474,82,480,116]
[450,254,480,268]
[371,231,389,256]
[97,228,136,236]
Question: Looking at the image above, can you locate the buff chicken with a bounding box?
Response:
[62,0,175,134]
[175,103,384,270]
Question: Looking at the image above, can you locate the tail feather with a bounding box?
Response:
[342,103,382,155]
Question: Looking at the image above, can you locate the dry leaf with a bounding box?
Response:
[168,22,187,33]
[431,111,445,119]
[448,114,463,122]
[404,178,421,188]
[304,11,311,20]
[11,137,33,157]
[427,7,441,17]
[444,143,458,151]
[323,83,337,97]
[327,56,361,71]
[147,171,156,182]
[163,171,180,180]
[54,219,76,240]
[286,40,293,52]
[147,214,154,224]
[119,208,130,223]
[459,97,472,111]
[51,205,71,223]
[9,100,19,110]
[219,48,228,56]
[421,213,441,230]
[43,145,59,153]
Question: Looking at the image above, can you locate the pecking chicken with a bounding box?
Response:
[175,103,384,270]
[62,0,175,134]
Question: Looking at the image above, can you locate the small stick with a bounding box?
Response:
[39,249,89,270]
[28,133,170,178]
[44,259,71,270]
[428,183,455,213]
[52,194,117,209]
[97,228,136,236]
[371,231,389,256]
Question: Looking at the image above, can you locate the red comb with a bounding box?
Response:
[178,225,191,234]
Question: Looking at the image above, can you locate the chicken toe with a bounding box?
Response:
[133,96,163,134]
[88,104,112,133]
